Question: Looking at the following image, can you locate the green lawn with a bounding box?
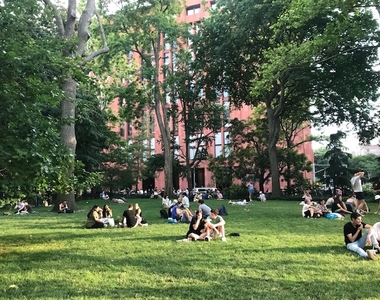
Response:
[1,198,380,300]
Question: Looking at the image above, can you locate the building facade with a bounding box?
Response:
[110,0,314,192]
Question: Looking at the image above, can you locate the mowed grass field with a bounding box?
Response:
[1,198,380,300]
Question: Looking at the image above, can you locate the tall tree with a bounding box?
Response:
[324,131,352,189]
[43,0,109,209]
[167,49,225,191]
[195,0,380,196]
[0,0,74,204]
[105,0,189,197]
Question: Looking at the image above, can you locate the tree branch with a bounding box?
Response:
[42,0,65,37]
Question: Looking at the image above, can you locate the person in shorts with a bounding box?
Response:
[350,171,365,213]
[204,208,226,242]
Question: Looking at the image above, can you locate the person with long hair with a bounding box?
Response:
[85,205,105,229]
[134,203,148,226]
[102,204,113,218]
[332,195,351,215]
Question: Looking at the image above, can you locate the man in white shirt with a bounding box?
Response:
[181,192,190,209]
[351,171,365,213]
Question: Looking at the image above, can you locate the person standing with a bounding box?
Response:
[247,182,254,201]
[350,171,366,213]
[343,212,377,260]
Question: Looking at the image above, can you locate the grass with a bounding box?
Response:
[1,198,380,300]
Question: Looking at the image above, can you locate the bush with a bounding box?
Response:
[222,184,248,200]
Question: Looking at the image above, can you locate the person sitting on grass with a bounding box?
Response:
[134,203,148,226]
[170,200,193,223]
[301,198,315,218]
[204,208,226,242]
[177,210,209,242]
[314,199,330,218]
[14,201,25,214]
[332,195,351,215]
[343,212,378,260]
[58,201,74,213]
[197,199,211,219]
[85,205,105,229]
[121,205,143,228]
[101,204,115,227]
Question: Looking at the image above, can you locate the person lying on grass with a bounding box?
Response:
[85,205,105,229]
[228,199,249,206]
[204,208,226,242]
[344,212,378,260]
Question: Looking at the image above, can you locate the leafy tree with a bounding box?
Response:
[104,0,190,197]
[349,153,380,180]
[167,50,225,191]
[0,0,75,205]
[324,131,352,190]
[314,148,330,183]
[43,0,109,209]
[194,0,380,196]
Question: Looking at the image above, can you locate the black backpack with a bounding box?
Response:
[160,208,168,219]
[218,205,228,216]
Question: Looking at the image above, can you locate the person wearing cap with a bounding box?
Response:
[343,212,378,260]
[350,171,366,213]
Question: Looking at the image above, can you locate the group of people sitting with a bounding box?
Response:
[84,203,147,229]
[177,207,227,242]
[85,204,115,228]
[300,192,371,219]
[14,201,33,215]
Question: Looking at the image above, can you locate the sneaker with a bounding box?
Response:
[221,237,226,242]
[366,249,378,261]
[205,236,211,242]
[141,223,148,227]
[176,238,191,242]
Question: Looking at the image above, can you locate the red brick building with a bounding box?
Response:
[110,0,314,192]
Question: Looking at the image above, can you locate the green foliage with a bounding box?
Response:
[0,0,84,203]
[349,153,380,181]
[195,0,380,195]
[324,131,352,189]
[222,184,248,200]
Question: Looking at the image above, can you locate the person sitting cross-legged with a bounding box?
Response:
[58,201,74,213]
[204,208,226,242]
[85,205,105,229]
[344,212,378,260]
[170,200,192,223]
[177,210,209,242]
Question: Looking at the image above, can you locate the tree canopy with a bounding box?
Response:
[194,0,380,196]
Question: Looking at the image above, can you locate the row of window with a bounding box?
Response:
[186,1,216,16]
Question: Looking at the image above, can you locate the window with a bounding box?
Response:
[119,122,125,137]
[174,136,179,157]
[224,131,230,157]
[186,5,200,15]
[164,53,170,65]
[215,132,222,157]
[210,1,216,9]
[150,138,155,155]
[164,33,170,50]
[223,101,230,124]
[190,135,196,159]
[150,115,155,134]
[127,123,133,136]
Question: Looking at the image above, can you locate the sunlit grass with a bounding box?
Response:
[1,198,380,299]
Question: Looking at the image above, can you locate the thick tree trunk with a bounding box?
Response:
[56,76,78,210]
[154,91,174,198]
[267,107,281,197]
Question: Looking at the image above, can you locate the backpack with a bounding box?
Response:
[160,208,168,219]
[218,205,228,216]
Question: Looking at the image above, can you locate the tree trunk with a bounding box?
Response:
[154,90,174,198]
[267,107,281,197]
[55,76,78,210]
